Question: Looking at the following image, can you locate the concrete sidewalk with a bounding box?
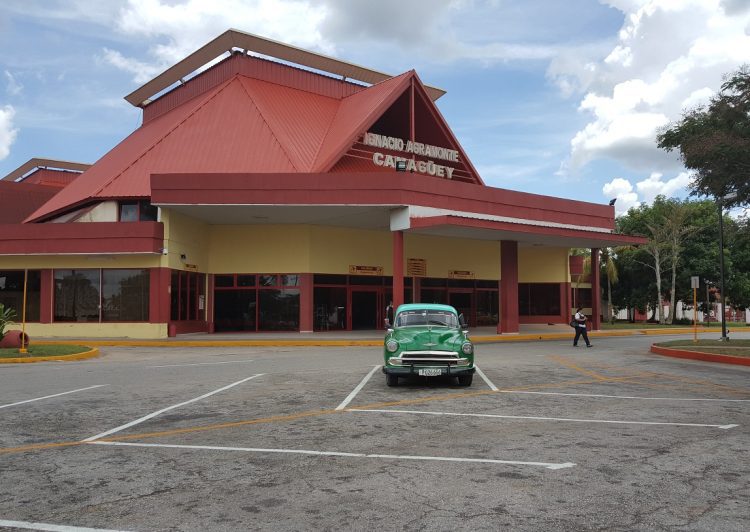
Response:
[31,324,729,347]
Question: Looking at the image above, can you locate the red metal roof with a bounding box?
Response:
[26,58,465,223]
[0,181,61,223]
[20,168,81,188]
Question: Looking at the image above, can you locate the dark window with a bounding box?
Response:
[421,278,447,288]
[119,200,158,222]
[171,270,205,321]
[476,280,499,289]
[119,202,138,222]
[519,283,561,316]
[476,290,499,326]
[102,270,149,321]
[237,275,255,287]
[280,275,299,286]
[448,279,475,288]
[421,288,447,304]
[349,275,382,286]
[259,289,300,331]
[313,274,347,285]
[259,275,276,286]
[0,270,41,322]
[214,290,256,332]
[573,287,592,309]
[54,269,100,322]
[314,287,346,331]
[215,275,235,288]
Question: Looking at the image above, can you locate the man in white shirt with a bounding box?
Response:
[573,306,592,347]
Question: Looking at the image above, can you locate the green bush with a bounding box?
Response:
[0,303,17,341]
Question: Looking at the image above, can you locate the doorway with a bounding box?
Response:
[449,291,473,326]
[350,289,379,330]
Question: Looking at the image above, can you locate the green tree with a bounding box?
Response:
[657,66,750,208]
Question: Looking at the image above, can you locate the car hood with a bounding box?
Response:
[393,328,464,351]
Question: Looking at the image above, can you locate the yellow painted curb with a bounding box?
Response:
[0,347,99,364]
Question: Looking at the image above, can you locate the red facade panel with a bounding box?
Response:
[0,222,164,255]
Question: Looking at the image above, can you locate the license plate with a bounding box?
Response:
[418,368,443,376]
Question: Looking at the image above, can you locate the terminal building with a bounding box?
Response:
[0,29,644,338]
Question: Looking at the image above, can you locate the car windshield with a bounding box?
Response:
[395,310,458,328]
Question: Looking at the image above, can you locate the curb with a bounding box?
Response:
[0,347,99,364]
[650,344,750,366]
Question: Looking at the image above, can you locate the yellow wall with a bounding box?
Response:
[518,247,569,283]
[162,209,210,271]
[310,226,390,274]
[208,225,312,273]
[405,234,500,280]
[23,323,167,339]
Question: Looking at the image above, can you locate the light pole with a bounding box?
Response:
[717,191,737,341]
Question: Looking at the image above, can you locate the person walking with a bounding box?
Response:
[573,306,592,347]
[385,300,394,328]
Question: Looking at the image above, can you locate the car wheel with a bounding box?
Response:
[386,373,399,387]
[457,374,473,387]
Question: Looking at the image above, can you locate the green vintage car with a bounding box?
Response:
[382,303,475,387]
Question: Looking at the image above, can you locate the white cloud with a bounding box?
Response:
[104,0,332,83]
[603,177,640,215]
[4,71,23,96]
[0,105,19,161]
[636,171,692,203]
[559,0,750,180]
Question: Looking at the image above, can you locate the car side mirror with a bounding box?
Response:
[459,313,468,329]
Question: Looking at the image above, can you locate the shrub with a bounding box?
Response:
[0,303,17,341]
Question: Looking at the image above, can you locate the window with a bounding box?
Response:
[0,270,41,322]
[170,270,205,321]
[55,269,150,323]
[54,270,101,322]
[119,200,158,222]
[519,283,561,316]
[102,270,150,321]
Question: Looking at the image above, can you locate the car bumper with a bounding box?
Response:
[382,365,475,376]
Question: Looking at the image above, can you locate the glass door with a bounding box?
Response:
[448,290,473,327]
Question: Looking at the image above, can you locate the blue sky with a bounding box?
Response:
[1,0,749,215]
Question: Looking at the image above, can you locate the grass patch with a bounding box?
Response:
[654,339,750,357]
[0,345,90,359]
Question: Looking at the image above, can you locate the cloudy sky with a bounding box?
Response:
[1,0,749,214]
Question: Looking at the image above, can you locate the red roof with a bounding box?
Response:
[0,181,60,224]
[27,55,479,223]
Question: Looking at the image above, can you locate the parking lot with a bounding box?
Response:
[1,334,749,531]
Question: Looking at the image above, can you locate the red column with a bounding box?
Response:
[149,267,171,325]
[591,248,601,331]
[299,273,313,333]
[207,274,215,333]
[499,240,519,333]
[392,231,404,309]
[40,269,53,323]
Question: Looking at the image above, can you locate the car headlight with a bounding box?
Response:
[386,339,399,353]
[461,342,473,355]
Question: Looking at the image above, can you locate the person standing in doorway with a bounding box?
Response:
[385,300,394,328]
[573,306,592,347]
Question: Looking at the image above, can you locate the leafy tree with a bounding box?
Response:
[657,66,750,208]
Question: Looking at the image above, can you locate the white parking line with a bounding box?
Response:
[0,385,109,411]
[474,366,498,391]
[149,360,254,368]
[498,390,750,402]
[0,519,131,532]
[349,409,739,430]
[335,365,381,411]
[82,374,264,442]
[88,441,575,470]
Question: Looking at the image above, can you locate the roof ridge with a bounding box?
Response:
[236,77,299,172]
[311,71,413,172]
[89,77,237,200]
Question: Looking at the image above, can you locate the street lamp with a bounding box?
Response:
[717,191,737,341]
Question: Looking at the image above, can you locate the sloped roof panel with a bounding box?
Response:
[313,71,412,172]
[0,181,60,223]
[97,78,298,198]
[26,80,233,222]
[238,76,339,171]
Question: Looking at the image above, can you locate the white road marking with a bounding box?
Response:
[0,519,131,532]
[0,385,109,411]
[349,409,738,430]
[82,374,264,442]
[474,366,498,391]
[335,365,381,411]
[149,360,254,368]
[499,390,750,402]
[88,441,575,470]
